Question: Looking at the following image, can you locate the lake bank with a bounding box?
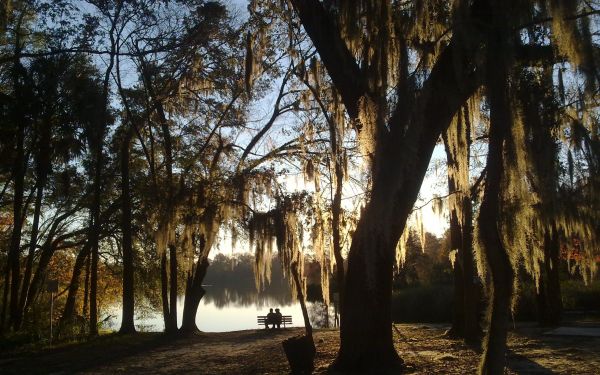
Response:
[2,323,599,374]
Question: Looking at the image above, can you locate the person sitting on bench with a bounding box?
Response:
[266,308,276,329]
[274,308,283,329]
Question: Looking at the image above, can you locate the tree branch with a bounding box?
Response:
[289,0,365,119]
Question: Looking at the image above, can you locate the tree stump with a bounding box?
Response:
[282,335,316,374]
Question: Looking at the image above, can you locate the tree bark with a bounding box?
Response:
[443,107,483,343]
[330,46,478,371]
[168,244,178,332]
[478,4,514,373]
[7,52,27,331]
[62,242,91,323]
[180,258,209,333]
[22,243,52,312]
[15,184,43,330]
[160,252,174,333]
[289,1,482,371]
[88,1,120,337]
[5,17,27,332]
[89,154,101,336]
[462,195,483,344]
[7,97,26,331]
[83,246,91,318]
[328,103,345,318]
[449,209,466,337]
[119,129,136,334]
[16,116,52,330]
[139,55,178,334]
[291,261,314,342]
[23,236,68,315]
[180,215,219,334]
[332,182,404,372]
[537,228,562,326]
[1,268,9,332]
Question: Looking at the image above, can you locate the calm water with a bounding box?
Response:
[105,288,336,332]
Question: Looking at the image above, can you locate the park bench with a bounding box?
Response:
[257,315,293,328]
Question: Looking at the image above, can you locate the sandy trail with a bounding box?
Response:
[2,324,599,374]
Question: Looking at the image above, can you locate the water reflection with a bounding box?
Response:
[202,253,295,308]
[106,254,339,332]
[108,290,337,332]
[203,286,293,309]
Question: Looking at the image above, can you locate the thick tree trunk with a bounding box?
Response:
[289,2,482,371]
[119,131,136,334]
[537,228,562,326]
[329,73,477,373]
[332,177,404,372]
[180,213,219,334]
[330,52,477,371]
[180,258,209,333]
[479,6,514,373]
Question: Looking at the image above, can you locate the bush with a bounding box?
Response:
[561,279,600,311]
[391,285,454,323]
[486,278,600,322]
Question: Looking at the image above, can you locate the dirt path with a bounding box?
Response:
[389,324,600,374]
[1,324,599,374]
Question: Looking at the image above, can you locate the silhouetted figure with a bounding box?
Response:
[266,308,276,329]
[275,308,283,329]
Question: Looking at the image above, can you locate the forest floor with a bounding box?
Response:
[1,323,599,374]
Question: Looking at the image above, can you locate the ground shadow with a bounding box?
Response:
[507,350,554,375]
[0,328,303,375]
[0,333,175,374]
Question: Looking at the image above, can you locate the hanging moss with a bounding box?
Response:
[548,0,598,89]
[498,66,600,292]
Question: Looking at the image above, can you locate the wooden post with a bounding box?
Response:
[47,280,58,344]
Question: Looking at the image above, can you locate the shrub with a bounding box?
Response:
[391,285,454,323]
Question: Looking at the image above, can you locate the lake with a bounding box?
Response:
[105,287,337,332]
